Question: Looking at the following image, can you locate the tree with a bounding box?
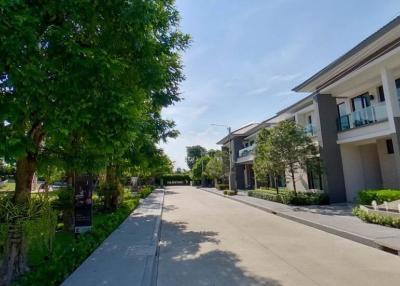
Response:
[0,1,189,283]
[204,151,225,187]
[254,128,285,193]
[191,156,210,183]
[258,121,319,195]
[185,145,206,170]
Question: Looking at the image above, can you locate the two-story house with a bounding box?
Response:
[293,16,400,202]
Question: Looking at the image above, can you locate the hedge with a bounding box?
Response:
[217,184,229,191]
[248,189,329,205]
[353,207,400,228]
[357,189,400,205]
[223,190,237,196]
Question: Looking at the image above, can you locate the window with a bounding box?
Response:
[308,115,312,124]
[337,103,349,131]
[351,93,370,112]
[378,85,385,102]
[386,139,394,154]
[396,78,400,97]
[307,160,323,190]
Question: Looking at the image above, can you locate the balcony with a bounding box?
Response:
[238,144,255,158]
[303,124,317,136]
[337,102,388,132]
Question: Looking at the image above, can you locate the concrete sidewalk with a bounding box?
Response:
[201,187,400,254]
[62,189,165,286]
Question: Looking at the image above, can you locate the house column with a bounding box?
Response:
[381,67,400,187]
[313,93,347,202]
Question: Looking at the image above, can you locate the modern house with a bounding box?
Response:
[217,96,322,193]
[217,123,259,190]
[217,16,400,203]
[265,96,322,192]
[293,16,400,202]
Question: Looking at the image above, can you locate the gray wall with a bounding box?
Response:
[314,94,347,203]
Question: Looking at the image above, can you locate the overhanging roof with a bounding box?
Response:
[293,16,400,93]
[216,123,259,145]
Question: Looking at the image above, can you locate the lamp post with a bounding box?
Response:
[211,124,233,191]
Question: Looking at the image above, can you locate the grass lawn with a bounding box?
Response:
[0,181,15,192]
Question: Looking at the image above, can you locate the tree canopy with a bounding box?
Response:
[254,121,319,194]
[185,145,206,170]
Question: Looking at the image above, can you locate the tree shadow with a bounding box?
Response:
[291,203,355,217]
[157,221,282,286]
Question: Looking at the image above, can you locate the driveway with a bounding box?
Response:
[157,186,400,286]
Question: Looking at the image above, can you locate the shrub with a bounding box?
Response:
[138,185,155,199]
[357,189,400,205]
[248,189,328,205]
[353,207,400,228]
[217,184,229,191]
[15,195,139,286]
[223,190,237,196]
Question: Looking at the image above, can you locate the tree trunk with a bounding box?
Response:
[13,155,36,204]
[214,178,218,188]
[104,164,119,211]
[274,176,279,194]
[290,165,297,196]
[0,225,28,286]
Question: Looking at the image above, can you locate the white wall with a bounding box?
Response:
[341,142,384,201]
[340,144,365,201]
[285,165,308,192]
[377,138,400,188]
[359,144,382,189]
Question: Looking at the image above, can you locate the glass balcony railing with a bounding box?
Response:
[238,144,255,158]
[303,124,317,136]
[337,102,388,132]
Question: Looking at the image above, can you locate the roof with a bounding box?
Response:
[293,15,400,93]
[216,123,259,145]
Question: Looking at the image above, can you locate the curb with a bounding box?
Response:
[199,188,397,254]
[141,188,165,286]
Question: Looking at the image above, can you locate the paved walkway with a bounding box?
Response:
[202,187,400,253]
[62,189,164,286]
[157,186,400,286]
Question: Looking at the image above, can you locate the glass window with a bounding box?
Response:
[386,139,394,154]
[396,78,400,97]
[378,86,385,102]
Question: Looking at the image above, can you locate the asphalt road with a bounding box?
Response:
[157,186,400,286]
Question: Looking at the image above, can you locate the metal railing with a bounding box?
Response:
[238,144,255,158]
[337,102,388,131]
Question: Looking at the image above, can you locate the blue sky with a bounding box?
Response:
[160,0,400,169]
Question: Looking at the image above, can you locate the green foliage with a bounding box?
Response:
[248,189,329,205]
[353,207,400,228]
[14,193,139,286]
[137,186,155,199]
[0,194,57,265]
[191,156,210,181]
[223,190,237,196]
[217,184,229,191]
[185,145,207,170]
[254,121,319,193]
[357,189,400,205]
[204,151,226,182]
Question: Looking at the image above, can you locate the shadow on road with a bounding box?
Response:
[157,220,282,286]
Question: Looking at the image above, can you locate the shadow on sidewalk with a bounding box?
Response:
[158,221,282,286]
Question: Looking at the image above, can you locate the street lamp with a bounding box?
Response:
[211,124,233,191]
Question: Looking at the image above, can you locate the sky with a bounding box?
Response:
[159,0,400,170]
